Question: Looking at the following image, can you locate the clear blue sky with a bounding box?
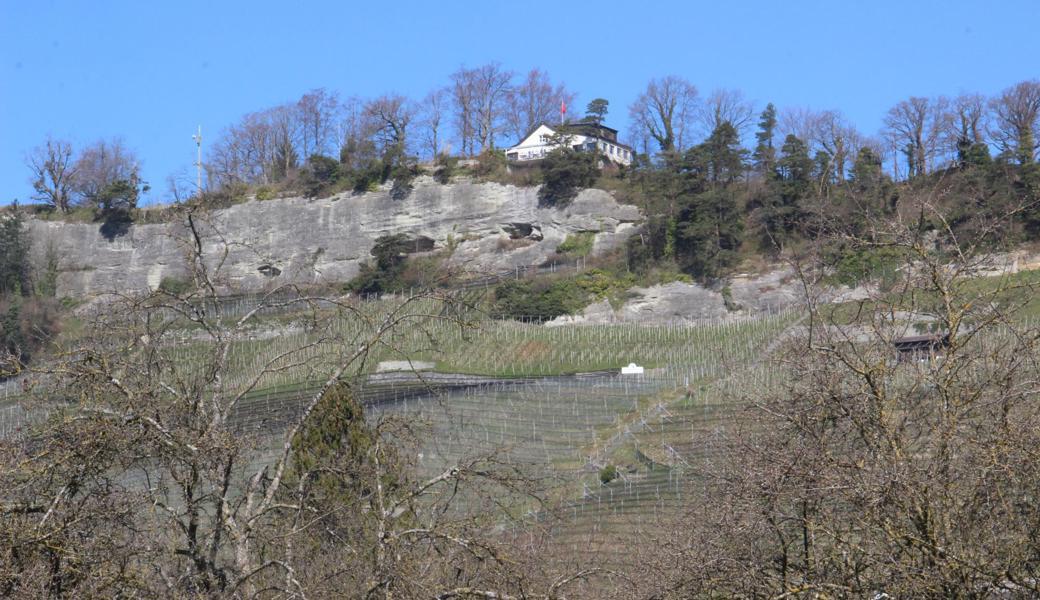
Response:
[2,0,1037,205]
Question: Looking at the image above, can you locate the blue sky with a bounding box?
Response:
[2,0,1037,205]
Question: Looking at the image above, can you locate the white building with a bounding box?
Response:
[504,122,635,166]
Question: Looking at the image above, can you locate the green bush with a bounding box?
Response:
[158,276,192,295]
[538,148,599,207]
[299,154,342,198]
[556,232,595,257]
[433,154,458,184]
[345,234,445,295]
[828,245,904,288]
[254,186,277,201]
[491,279,586,321]
[599,464,618,485]
[574,268,633,299]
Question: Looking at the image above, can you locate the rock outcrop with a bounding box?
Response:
[548,269,811,326]
[27,178,641,298]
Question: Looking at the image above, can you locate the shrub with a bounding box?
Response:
[538,148,599,207]
[1,295,61,377]
[556,232,595,257]
[599,464,618,485]
[389,160,419,200]
[254,186,277,201]
[349,160,386,194]
[158,276,192,295]
[574,268,633,299]
[827,245,904,288]
[433,154,458,184]
[345,234,443,295]
[492,279,585,321]
[474,149,507,179]
[299,155,342,198]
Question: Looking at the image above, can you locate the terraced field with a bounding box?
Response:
[0,294,801,561]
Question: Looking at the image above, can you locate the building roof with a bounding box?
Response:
[507,121,633,152]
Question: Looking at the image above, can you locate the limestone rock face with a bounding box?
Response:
[547,270,810,326]
[27,179,642,299]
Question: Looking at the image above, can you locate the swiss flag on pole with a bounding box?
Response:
[561,100,567,118]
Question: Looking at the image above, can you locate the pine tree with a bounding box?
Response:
[584,98,609,124]
[676,188,744,280]
[752,103,778,175]
[0,204,31,297]
[755,134,813,246]
[673,122,747,279]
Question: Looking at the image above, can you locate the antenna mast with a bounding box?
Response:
[192,125,202,196]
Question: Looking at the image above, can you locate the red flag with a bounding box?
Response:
[561,100,567,117]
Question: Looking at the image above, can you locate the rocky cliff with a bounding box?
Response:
[27,178,642,298]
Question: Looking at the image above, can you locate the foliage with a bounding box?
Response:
[0,295,60,377]
[491,278,586,321]
[158,275,192,295]
[254,185,277,201]
[345,234,446,295]
[36,242,59,298]
[388,152,419,200]
[299,154,341,198]
[346,234,413,295]
[433,153,458,184]
[555,232,595,257]
[626,216,674,272]
[289,382,385,502]
[752,103,777,174]
[537,147,599,207]
[825,243,905,287]
[491,268,633,321]
[474,148,507,178]
[751,134,813,249]
[598,464,617,484]
[584,98,609,124]
[0,206,31,296]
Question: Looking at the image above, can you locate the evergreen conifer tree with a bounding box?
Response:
[752,103,778,175]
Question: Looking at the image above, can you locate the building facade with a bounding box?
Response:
[504,122,634,166]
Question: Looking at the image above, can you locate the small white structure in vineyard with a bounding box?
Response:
[620,363,644,375]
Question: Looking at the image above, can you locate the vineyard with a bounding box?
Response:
[0,292,803,563]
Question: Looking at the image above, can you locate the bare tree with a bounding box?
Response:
[472,63,514,152]
[628,76,699,155]
[208,102,308,188]
[72,138,145,210]
[26,137,77,213]
[296,88,341,159]
[989,79,1040,164]
[164,167,198,204]
[659,185,1040,597]
[949,93,988,148]
[418,88,448,159]
[697,88,755,142]
[364,94,415,156]
[449,68,478,157]
[268,104,301,181]
[504,68,575,143]
[811,110,864,182]
[778,106,820,150]
[337,95,379,170]
[448,64,513,155]
[882,95,949,178]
